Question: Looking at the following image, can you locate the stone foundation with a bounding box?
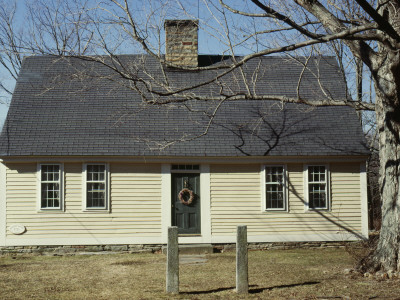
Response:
[0,244,163,255]
[215,241,351,253]
[0,241,355,256]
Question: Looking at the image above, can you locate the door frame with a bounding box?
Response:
[161,164,211,244]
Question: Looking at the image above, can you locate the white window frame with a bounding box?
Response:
[261,165,288,212]
[38,163,64,211]
[304,164,330,211]
[82,163,110,211]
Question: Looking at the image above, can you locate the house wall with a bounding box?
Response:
[4,162,162,245]
[210,163,363,243]
[1,160,366,246]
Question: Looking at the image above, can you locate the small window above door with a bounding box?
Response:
[171,164,200,172]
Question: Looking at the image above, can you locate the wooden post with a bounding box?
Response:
[166,226,179,294]
[236,225,248,294]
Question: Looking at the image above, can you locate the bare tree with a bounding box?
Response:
[1,0,400,272]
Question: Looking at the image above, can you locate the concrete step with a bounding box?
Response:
[162,244,213,255]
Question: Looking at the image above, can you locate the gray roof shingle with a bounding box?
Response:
[0,55,369,157]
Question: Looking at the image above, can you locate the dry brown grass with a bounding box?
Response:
[0,248,399,299]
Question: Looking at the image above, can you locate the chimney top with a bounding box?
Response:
[164,19,199,28]
[164,19,199,68]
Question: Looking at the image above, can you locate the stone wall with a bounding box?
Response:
[214,241,351,253]
[0,244,163,255]
[0,241,355,256]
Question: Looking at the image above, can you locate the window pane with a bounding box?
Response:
[309,183,326,209]
[308,166,325,182]
[87,182,105,208]
[265,166,285,210]
[41,165,48,181]
[171,164,200,170]
[87,165,105,181]
[41,182,60,208]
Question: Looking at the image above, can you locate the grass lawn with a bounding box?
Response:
[1,248,399,299]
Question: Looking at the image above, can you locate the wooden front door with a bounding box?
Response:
[171,173,201,234]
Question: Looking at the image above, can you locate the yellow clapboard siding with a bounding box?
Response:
[18,227,161,232]
[212,226,360,231]
[7,217,161,223]
[7,223,161,229]
[8,229,162,235]
[6,161,363,240]
[7,215,161,221]
[109,177,161,182]
[6,162,162,239]
[5,178,38,182]
[8,211,161,218]
[211,203,261,207]
[210,219,361,225]
[210,162,362,237]
[7,233,161,239]
[211,192,260,196]
[211,214,361,219]
[110,196,161,201]
[6,190,36,195]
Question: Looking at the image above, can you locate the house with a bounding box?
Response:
[0,20,369,249]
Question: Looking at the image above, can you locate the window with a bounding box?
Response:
[264,165,287,211]
[171,164,200,171]
[39,164,63,210]
[84,164,108,210]
[307,165,329,210]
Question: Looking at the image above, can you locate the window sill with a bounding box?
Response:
[82,209,110,213]
[305,208,331,213]
[178,234,202,237]
[263,210,289,213]
[37,209,64,213]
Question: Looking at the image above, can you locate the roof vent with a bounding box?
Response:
[164,19,199,68]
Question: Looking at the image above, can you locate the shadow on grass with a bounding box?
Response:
[249,281,320,293]
[182,281,320,295]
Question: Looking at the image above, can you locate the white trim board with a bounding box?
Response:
[200,164,211,243]
[360,162,369,239]
[0,162,6,246]
[161,164,171,244]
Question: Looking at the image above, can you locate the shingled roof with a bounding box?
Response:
[0,55,368,157]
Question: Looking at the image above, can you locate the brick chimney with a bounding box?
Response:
[164,20,199,68]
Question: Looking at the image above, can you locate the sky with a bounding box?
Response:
[0,106,7,130]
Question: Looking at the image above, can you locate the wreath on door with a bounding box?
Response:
[178,188,195,205]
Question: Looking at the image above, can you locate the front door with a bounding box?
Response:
[171,173,201,234]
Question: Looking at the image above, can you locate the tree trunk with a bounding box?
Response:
[367,54,400,272]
